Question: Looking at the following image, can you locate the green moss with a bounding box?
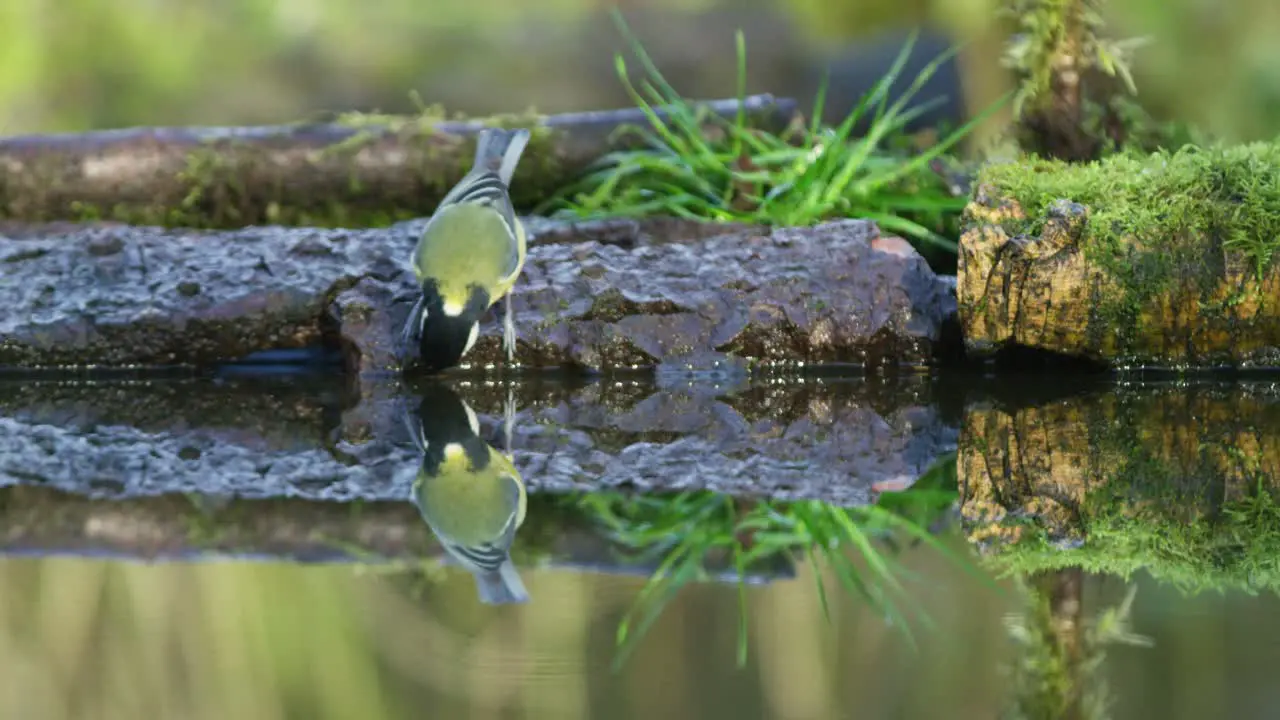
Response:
[984,478,1280,595]
[981,141,1280,277]
[970,385,1280,595]
[326,105,561,212]
[979,142,1280,352]
[53,104,560,230]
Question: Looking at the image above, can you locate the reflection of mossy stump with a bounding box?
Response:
[959,383,1280,591]
[958,143,1280,367]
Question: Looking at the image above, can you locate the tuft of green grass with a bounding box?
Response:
[538,11,1006,254]
[572,457,984,670]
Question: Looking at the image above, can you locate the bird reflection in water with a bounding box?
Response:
[403,382,529,605]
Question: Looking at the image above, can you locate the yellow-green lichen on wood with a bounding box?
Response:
[958,142,1280,367]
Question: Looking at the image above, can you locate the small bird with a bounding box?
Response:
[401,127,531,372]
[405,382,529,605]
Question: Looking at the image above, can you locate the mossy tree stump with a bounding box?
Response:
[958,142,1280,367]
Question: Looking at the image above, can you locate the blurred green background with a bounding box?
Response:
[3,541,1277,719]
[2,0,1278,143]
[2,1,1280,716]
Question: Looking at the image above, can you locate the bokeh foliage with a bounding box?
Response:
[2,0,1278,143]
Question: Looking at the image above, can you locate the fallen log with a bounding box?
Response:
[0,96,796,228]
[0,373,958,506]
[957,142,1280,368]
[0,485,797,582]
[0,216,959,372]
[958,379,1280,592]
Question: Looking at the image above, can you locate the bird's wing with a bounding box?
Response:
[498,471,525,531]
[400,399,428,453]
[398,294,426,351]
[436,169,523,281]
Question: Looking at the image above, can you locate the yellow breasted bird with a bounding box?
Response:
[401,127,531,372]
[405,382,529,605]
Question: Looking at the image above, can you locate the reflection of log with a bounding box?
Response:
[0,371,347,453]
[958,146,1280,368]
[0,485,795,582]
[0,97,796,228]
[0,216,958,372]
[959,380,1280,589]
[0,373,958,505]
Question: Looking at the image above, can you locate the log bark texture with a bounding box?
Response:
[958,181,1280,369]
[0,485,795,581]
[0,373,957,506]
[0,96,796,228]
[0,216,959,372]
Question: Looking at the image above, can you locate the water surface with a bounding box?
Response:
[2,372,1279,719]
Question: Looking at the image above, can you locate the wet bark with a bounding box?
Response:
[0,96,796,228]
[0,216,959,373]
[0,373,958,506]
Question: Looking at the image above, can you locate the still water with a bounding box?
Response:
[1,372,1279,719]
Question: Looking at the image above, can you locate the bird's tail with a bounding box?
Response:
[473,127,532,187]
[473,558,530,605]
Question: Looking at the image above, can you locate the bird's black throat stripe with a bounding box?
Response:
[410,282,491,374]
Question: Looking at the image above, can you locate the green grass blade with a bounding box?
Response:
[861,212,958,251]
[733,29,748,154]
[806,543,834,623]
[637,80,720,166]
[735,546,750,667]
[613,555,704,671]
[810,69,830,139]
[610,9,689,106]
[860,91,1011,194]
[614,55,691,159]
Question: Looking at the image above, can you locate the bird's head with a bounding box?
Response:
[404,281,491,373]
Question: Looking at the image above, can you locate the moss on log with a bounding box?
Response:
[0,96,796,229]
[959,380,1280,592]
[958,142,1280,368]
